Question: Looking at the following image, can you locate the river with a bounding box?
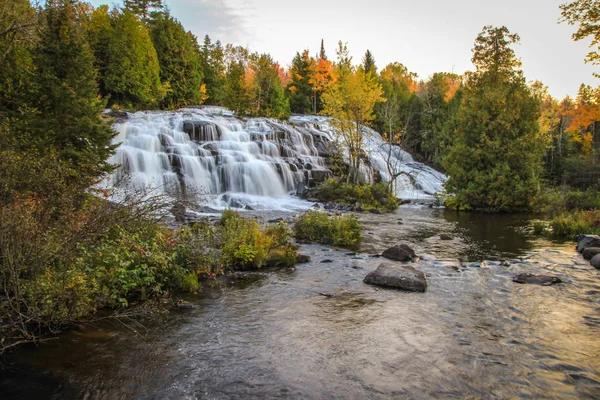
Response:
[2,206,599,399]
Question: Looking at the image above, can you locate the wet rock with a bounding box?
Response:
[439,234,453,240]
[381,244,416,262]
[268,218,285,224]
[321,259,333,263]
[176,301,195,310]
[310,169,331,183]
[513,273,562,286]
[582,247,600,260]
[355,205,363,212]
[577,235,600,253]
[319,236,334,245]
[296,254,311,263]
[369,209,382,215]
[397,221,403,225]
[591,254,600,269]
[296,182,308,197]
[324,202,336,210]
[363,263,427,292]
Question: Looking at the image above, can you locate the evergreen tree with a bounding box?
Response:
[87,5,113,98]
[319,39,327,60]
[0,0,38,116]
[104,9,163,108]
[30,0,116,183]
[443,26,542,211]
[286,50,314,114]
[149,11,204,109]
[250,53,290,118]
[124,0,163,20]
[200,35,226,105]
[223,60,250,115]
[362,49,377,76]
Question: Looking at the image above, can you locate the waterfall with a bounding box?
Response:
[105,107,445,210]
[289,115,446,201]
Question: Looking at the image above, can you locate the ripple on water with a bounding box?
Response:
[2,208,600,399]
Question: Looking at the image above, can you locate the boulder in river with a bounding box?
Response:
[513,273,562,286]
[296,254,311,263]
[591,254,600,269]
[582,247,600,260]
[363,263,427,292]
[381,244,416,262]
[577,235,600,253]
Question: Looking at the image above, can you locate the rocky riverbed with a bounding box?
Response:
[1,205,600,399]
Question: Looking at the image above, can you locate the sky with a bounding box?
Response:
[91,0,598,99]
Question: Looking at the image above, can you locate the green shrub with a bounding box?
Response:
[549,209,600,237]
[294,210,361,249]
[179,210,298,271]
[313,178,400,212]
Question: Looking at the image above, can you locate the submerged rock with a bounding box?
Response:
[363,263,427,292]
[513,273,562,286]
[296,254,311,263]
[577,235,600,253]
[582,247,600,260]
[439,234,453,240]
[381,244,416,262]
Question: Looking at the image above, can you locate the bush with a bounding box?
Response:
[294,210,361,249]
[548,210,600,237]
[539,187,600,214]
[313,178,400,212]
[179,210,299,271]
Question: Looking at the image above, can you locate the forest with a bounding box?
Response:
[0,0,599,350]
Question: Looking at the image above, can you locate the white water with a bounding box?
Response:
[289,115,446,200]
[105,108,445,210]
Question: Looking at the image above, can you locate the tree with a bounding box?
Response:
[286,50,314,114]
[124,0,163,20]
[322,43,385,184]
[248,53,290,118]
[224,59,250,115]
[443,26,543,211]
[200,35,226,105]
[560,0,600,76]
[149,11,205,109]
[104,9,163,108]
[29,0,116,184]
[319,39,327,60]
[0,0,37,116]
[362,49,377,76]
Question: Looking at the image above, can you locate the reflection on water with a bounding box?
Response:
[1,206,600,399]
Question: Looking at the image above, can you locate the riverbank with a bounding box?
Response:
[2,206,599,399]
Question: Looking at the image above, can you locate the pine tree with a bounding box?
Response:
[149,11,204,109]
[124,0,163,20]
[286,50,314,114]
[30,0,116,183]
[443,26,542,211]
[104,9,163,108]
[223,60,250,115]
[362,49,376,76]
[200,35,226,105]
[319,39,327,60]
[0,0,37,116]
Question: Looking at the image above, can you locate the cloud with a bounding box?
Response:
[165,0,255,44]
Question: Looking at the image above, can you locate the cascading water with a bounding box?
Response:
[105,107,446,210]
[289,115,446,201]
[106,107,331,211]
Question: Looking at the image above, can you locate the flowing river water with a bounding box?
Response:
[2,206,600,399]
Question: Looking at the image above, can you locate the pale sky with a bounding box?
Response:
[91,0,598,99]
